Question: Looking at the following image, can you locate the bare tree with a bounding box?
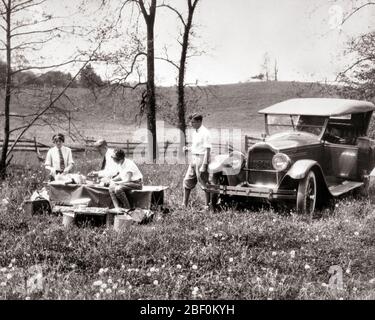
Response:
[332,2,375,100]
[274,59,278,81]
[0,0,98,177]
[103,0,158,161]
[261,52,271,81]
[158,0,200,158]
[137,0,157,162]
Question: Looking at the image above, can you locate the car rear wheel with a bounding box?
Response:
[296,170,317,215]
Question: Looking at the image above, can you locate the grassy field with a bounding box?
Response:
[0,154,374,300]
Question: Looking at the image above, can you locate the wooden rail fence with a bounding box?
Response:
[1,135,262,158]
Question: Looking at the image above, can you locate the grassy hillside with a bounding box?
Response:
[1,81,337,145]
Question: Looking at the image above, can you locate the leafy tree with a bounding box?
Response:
[79,63,104,88]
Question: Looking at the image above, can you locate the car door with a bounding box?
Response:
[323,116,359,180]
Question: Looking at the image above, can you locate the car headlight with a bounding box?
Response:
[272,153,291,171]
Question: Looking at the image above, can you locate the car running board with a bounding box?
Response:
[327,180,364,197]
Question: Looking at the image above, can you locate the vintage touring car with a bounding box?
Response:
[207,98,375,214]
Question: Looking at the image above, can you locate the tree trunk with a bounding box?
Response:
[146,16,157,162]
[177,0,198,161]
[0,1,12,179]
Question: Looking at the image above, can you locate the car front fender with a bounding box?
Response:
[285,159,321,180]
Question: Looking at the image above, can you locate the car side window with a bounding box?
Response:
[324,116,358,145]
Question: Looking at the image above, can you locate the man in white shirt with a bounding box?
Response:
[88,139,118,179]
[45,133,74,181]
[108,148,143,210]
[182,113,211,208]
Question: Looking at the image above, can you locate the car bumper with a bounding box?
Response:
[206,184,296,200]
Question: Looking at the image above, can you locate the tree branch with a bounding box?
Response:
[341,2,375,25]
[11,56,86,75]
[158,3,186,27]
[6,46,100,157]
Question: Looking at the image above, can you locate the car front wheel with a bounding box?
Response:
[296,170,317,215]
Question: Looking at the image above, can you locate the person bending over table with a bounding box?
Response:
[108,148,143,211]
[88,139,118,179]
[45,133,74,181]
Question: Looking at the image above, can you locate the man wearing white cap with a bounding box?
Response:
[88,139,118,179]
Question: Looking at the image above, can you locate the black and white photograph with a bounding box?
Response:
[0,0,375,306]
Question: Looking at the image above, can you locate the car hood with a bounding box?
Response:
[259,131,321,151]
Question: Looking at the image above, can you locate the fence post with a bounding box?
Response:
[244,135,248,152]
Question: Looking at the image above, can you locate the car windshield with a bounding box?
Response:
[266,115,326,136]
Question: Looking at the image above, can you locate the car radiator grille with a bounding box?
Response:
[248,148,277,185]
[249,149,275,170]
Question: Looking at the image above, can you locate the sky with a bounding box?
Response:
[156,0,375,85]
[2,0,375,86]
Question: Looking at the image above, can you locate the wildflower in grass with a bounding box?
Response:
[192,287,199,296]
[118,289,125,294]
[121,264,125,269]
[192,265,198,270]
[304,264,311,270]
[272,251,277,256]
[0,282,6,286]
[150,267,155,272]
[153,280,159,285]
[176,264,182,269]
[108,278,113,284]
[229,257,234,263]
[98,267,108,275]
[147,272,152,277]
[6,274,12,280]
[354,231,359,236]
[269,287,274,292]
[322,283,328,287]
[101,283,107,289]
[95,293,100,299]
[0,267,6,272]
[353,287,357,292]
[25,296,30,300]
[11,259,16,264]
[228,268,232,273]
[113,283,118,289]
[290,250,296,259]
[346,269,351,274]
[369,278,375,284]
[128,285,133,290]
[106,288,112,294]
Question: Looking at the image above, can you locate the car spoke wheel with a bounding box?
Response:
[296,170,317,215]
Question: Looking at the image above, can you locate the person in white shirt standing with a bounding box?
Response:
[182,113,211,208]
[88,139,118,179]
[108,148,143,211]
[44,133,74,181]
